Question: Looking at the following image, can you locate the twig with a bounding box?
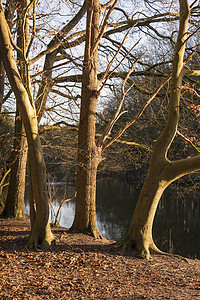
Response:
[54,192,77,226]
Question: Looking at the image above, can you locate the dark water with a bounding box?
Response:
[25,179,200,259]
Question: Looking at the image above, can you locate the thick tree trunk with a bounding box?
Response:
[27,137,52,246]
[70,0,102,238]
[71,144,102,237]
[120,183,166,258]
[120,147,172,258]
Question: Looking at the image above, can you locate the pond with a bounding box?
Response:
[24,178,200,259]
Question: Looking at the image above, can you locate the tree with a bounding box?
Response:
[70,0,104,238]
[1,0,28,219]
[119,0,200,259]
[70,0,200,244]
[0,0,53,247]
[70,0,163,237]
[1,0,87,220]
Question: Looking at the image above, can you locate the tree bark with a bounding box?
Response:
[1,112,27,219]
[70,0,103,238]
[120,0,195,258]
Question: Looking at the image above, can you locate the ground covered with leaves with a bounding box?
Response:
[0,211,200,299]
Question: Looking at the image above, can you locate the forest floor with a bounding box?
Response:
[0,209,200,299]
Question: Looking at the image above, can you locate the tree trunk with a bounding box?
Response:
[120,0,193,258]
[0,0,53,247]
[71,143,102,238]
[27,137,52,246]
[1,112,27,219]
[119,144,172,258]
[70,0,102,238]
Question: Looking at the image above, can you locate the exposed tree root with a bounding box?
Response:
[69,227,104,240]
[150,242,190,263]
[116,236,189,262]
[25,238,52,251]
[92,231,104,240]
[116,235,150,259]
[25,231,55,251]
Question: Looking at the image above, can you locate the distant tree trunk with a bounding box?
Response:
[1,111,27,219]
[70,0,103,238]
[0,0,53,247]
[119,0,200,258]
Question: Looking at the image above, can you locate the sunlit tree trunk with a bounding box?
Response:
[120,0,200,259]
[70,0,103,238]
[0,0,53,247]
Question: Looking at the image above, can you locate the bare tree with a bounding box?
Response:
[1,0,87,220]
[0,0,54,247]
[70,0,166,237]
[118,0,200,259]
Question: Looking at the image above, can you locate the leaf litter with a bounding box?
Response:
[0,212,200,299]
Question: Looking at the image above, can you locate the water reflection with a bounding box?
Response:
[96,179,138,240]
[154,188,200,259]
[24,179,200,258]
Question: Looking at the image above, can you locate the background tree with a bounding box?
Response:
[1,0,87,220]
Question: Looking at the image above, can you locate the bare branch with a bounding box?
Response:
[7,23,23,57]
[177,131,200,154]
[101,0,117,11]
[91,0,118,56]
[98,44,197,150]
[54,191,77,226]
[99,25,138,88]
[30,1,87,65]
[26,0,37,57]
[184,70,200,76]
[103,74,171,150]
[97,50,148,148]
[95,133,151,152]
[99,38,141,91]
